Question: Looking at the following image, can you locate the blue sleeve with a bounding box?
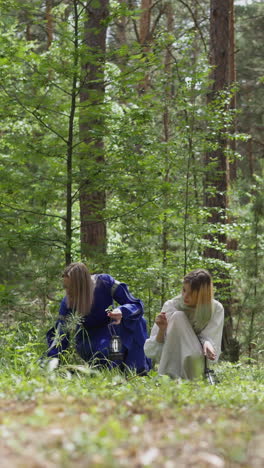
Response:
[99,273,144,320]
[113,282,144,321]
[110,279,147,349]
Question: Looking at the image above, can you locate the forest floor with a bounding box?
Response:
[0,361,263,468]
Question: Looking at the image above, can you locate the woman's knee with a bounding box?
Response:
[169,310,187,325]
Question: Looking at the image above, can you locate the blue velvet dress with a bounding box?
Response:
[46,274,151,374]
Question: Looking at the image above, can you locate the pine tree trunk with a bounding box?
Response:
[205,0,229,259]
[226,0,238,251]
[205,0,239,361]
[79,0,109,260]
[137,0,152,93]
[45,0,53,49]
[65,0,79,265]
[139,0,152,44]
[228,0,236,182]
[161,2,173,304]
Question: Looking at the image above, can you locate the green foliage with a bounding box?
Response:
[0,0,263,361]
[230,174,264,357]
[0,2,263,463]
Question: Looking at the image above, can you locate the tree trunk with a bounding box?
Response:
[116,0,128,45]
[79,0,109,260]
[205,0,230,259]
[205,0,239,361]
[228,0,236,182]
[65,0,79,265]
[161,1,173,304]
[139,0,152,45]
[46,0,53,49]
[226,0,238,251]
[137,0,152,93]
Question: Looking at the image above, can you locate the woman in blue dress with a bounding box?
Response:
[46,262,151,374]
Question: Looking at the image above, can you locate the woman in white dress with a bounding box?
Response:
[144,269,224,380]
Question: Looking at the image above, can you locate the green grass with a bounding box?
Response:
[0,322,263,467]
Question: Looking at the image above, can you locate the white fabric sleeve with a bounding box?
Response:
[144,323,164,361]
[198,300,224,362]
[144,299,175,362]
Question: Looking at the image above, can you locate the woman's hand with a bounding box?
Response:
[203,340,216,360]
[155,312,167,343]
[155,312,168,331]
[107,307,122,325]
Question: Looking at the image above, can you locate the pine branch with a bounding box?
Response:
[0,84,68,144]
[177,0,207,52]
[0,202,66,221]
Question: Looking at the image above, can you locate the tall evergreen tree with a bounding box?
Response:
[79,0,109,261]
[204,0,239,360]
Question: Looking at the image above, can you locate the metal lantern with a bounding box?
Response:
[106,305,124,361]
[108,335,124,361]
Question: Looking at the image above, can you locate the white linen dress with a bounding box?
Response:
[144,295,224,380]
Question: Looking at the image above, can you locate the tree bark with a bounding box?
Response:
[79,0,109,260]
[226,0,238,251]
[116,0,128,45]
[65,0,79,265]
[139,0,152,45]
[46,0,53,49]
[205,0,239,361]
[161,1,173,305]
[228,0,236,182]
[137,0,153,93]
[205,0,229,256]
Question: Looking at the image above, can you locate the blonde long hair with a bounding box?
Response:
[183,269,214,331]
[62,262,94,316]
